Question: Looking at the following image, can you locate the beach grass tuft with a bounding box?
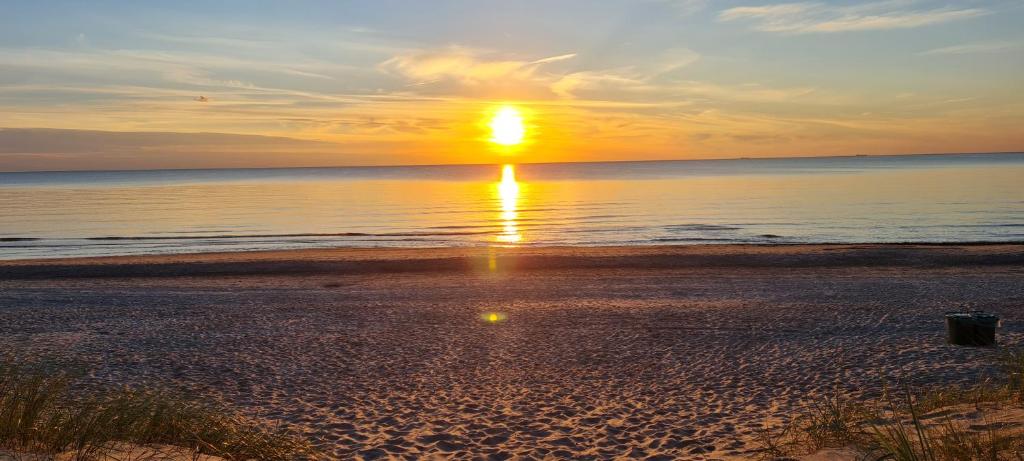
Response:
[1000,349,1024,404]
[865,389,1022,461]
[801,385,865,450]
[757,348,1024,460]
[755,417,800,460]
[0,361,313,460]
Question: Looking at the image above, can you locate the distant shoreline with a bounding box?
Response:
[2,243,1022,279]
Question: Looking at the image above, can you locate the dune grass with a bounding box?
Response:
[1000,349,1024,405]
[0,361,314,460]
[758,348,1024,460]
[865,385,1023,461]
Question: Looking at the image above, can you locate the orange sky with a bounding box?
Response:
[1,1,1023,170]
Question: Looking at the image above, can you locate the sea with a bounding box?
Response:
[1,153,1022,260]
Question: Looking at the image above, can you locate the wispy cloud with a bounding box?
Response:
[920,41,1019,55]
[550,71,646,99]
[380,47,575,85]
[550,47,700,99]
[530,53,578,65]
[673,80,820,103]
[719,1,989,33]
[548,45,817,105]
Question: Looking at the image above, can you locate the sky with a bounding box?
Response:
[1,0,1023,171]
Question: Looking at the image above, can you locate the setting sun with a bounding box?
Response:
[488,106,525,146]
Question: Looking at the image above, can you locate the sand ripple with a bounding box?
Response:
[1,250,1022,459]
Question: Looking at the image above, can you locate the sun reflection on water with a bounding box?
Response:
[496,164,521,244]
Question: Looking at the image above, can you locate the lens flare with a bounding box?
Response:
[480,312,507,323]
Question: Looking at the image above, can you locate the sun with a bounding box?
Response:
[488,106,525,146]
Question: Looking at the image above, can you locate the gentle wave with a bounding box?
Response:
[664,224,742,232]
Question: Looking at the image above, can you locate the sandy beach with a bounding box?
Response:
[1,244,1022,459]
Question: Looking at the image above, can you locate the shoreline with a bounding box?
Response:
[2,243,1023,279]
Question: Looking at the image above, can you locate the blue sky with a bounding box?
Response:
[1,0,1022,170]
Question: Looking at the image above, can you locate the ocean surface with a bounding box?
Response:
[1,153,1023,260]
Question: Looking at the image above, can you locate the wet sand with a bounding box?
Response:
[1,244,1022,459]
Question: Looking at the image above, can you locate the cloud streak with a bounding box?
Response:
[920,41,1019,55]
[380,47,576,85]
[719,1,988,33]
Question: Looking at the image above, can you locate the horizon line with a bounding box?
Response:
[1,150,1022,175]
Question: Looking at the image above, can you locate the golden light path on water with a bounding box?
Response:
[496,164,521,244]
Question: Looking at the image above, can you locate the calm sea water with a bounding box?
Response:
[1,153,1023,260]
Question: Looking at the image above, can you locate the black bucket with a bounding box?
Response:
[945,311,999,347]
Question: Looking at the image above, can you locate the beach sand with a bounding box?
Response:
[1,244,1022,459]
